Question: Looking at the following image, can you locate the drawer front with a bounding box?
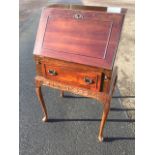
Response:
[42,63,102,91]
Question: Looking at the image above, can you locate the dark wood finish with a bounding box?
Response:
[34,4,126,70]
[33,4,126,142]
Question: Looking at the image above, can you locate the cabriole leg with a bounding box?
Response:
[98,97,111,142]
[35,80,48,122]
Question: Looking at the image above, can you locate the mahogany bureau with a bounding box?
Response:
[33,4,126,142]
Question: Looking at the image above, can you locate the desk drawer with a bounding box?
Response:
[42,63,102,91]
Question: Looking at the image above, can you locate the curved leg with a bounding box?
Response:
[35,81,48,122]
[98,97,111,142]
[98,74,117,142]
[60,90,64,97]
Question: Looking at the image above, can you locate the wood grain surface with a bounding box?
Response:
[34,5,125,69]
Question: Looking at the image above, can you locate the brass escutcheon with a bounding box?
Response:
[74,13,83,19]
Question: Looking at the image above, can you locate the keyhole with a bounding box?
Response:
[74,13,83,19]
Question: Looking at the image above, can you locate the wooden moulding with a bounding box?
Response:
[35,76,108,103]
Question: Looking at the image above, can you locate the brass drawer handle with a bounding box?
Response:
[84,77,93,84]
[48,69,57,76]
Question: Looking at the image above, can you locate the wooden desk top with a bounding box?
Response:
[34,4,126,70]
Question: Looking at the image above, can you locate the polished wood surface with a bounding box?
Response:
[43,14,113,58]
[34,5,125,69]
[42,61,102,91]
[33,4,126,142]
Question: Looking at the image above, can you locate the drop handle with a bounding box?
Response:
[84,77,93,84]
[48,69,57,76]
